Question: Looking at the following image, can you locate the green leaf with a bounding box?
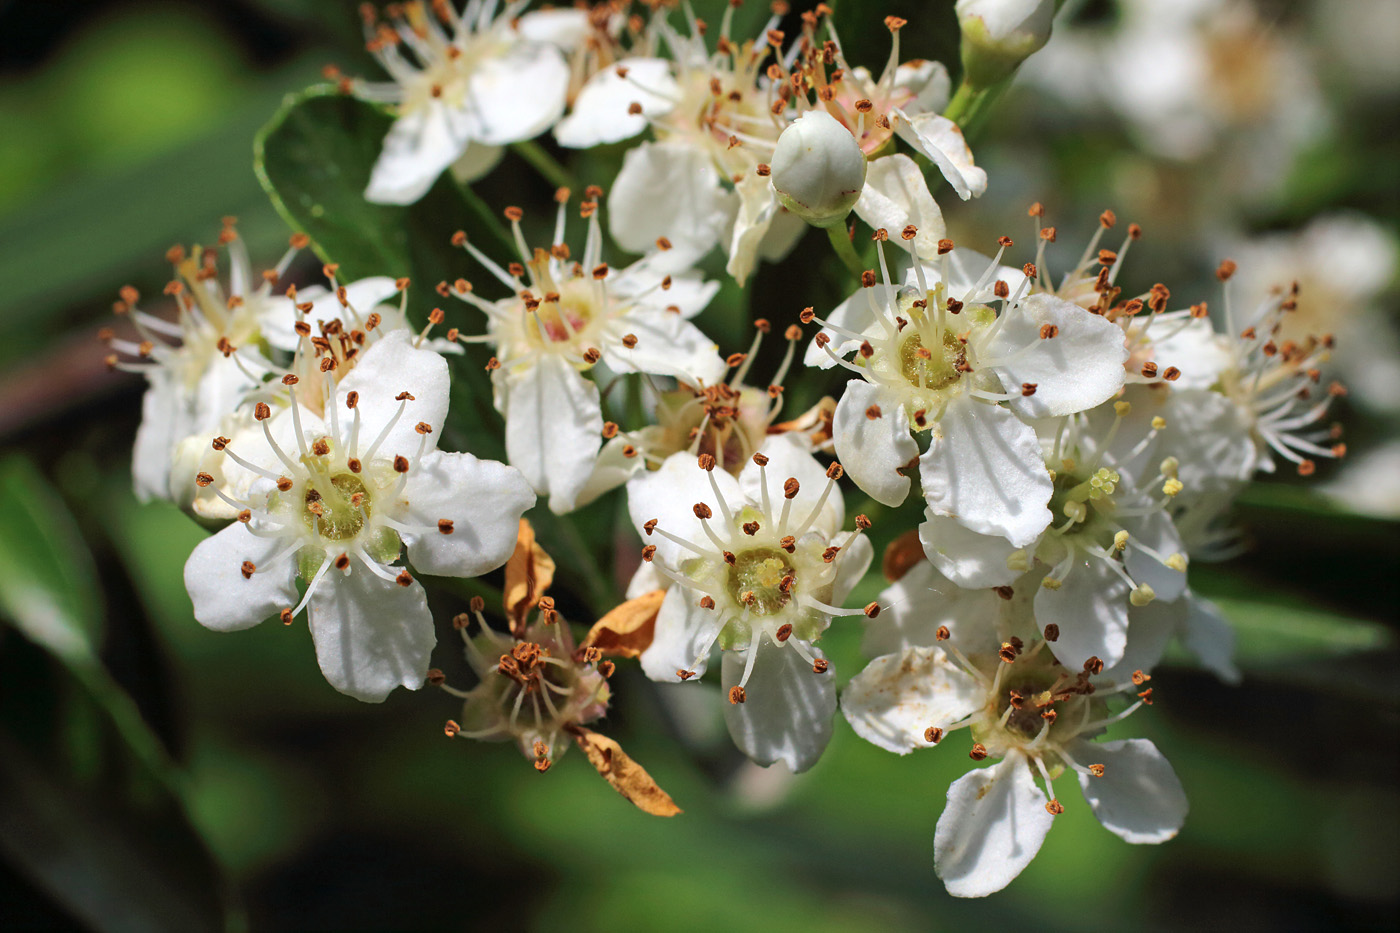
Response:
[1190,566,1394,667]
[253,85,510,457]
[0,635,233,933]
[0,455,103,664]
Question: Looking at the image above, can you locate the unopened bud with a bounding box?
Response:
[770,110,867,229]
[956,0,1055,90]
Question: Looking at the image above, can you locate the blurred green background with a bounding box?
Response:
[0,1,1397,930]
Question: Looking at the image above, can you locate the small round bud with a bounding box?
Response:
[956,0,1055,90]
[770,110,867,229]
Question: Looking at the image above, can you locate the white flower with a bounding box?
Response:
[182,328,535,702]
[842,634,1186,897]
[804,234,1127,546]
[449,194,725,514]
[356,0,571,204]
[919,401,1192,670]
[105,227,306,506]
[627,435,874,772]
[770,110,867,228]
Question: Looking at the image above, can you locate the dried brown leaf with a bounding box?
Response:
[581,589,664,658]
[504,519,555,630]
[882,528,926,582]
[572,727,681,817]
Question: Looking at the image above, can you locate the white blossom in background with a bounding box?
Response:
[843,568,1186,897]
[355,0,572,204]
[105,225,305,508]
[183,326,534,702]
[449,192,725,514]
[627,434,874,772]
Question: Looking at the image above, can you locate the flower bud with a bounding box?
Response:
[770,110,867,229]
[956,0,1055,90]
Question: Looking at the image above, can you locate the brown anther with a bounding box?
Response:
[773,623,793,643]
[1141,362,1159,378]
[276,476,293,492]
[728,686,747,704]
[993,585,1015,601]
[969,744,988,761]
[1163,366,1181,381]
[1216,259,1237,281]
[1131,669,1151,686]
[254,402,272,421]
[334,553,351,571]
[195,472,214,488]
[1297,459,1316,476]
[1039,226,1057,242]
[393,455,410,473]
[289,232,310,249]
[999,643,1018,663]
[742,521,760,536]
[311,438,331,457]
[936,626,950,641]
[394,570,412,587]
[347,458,362,474]
[1137,687,1154,704]
[1041,709,1057,724]
[240,560,256,579]
[825,463,844,480]
[1040,324,1059,339]
[863,601,880,619]
[782,477,801,499]
[435,518,454,535]
[693,502,713,520]
[698,453,717,472]
[1046,799,1065,816]
[1099,210,1117,229]
[994,280,1010,299]
[1020,383,1038,397]
[821,546,841,563]
[780,535,796,553]
[1083,656,1105,675]
[924,727,944,745]
[860,270,877,288]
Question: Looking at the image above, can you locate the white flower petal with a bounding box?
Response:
[572,435,645,511]
[448,142,505,184]
[986,294,1128,418]
[639,585,725,682]
[308,566,434,702]
[831,381,918,507]
[918,510,1022,588]
[893,59,951,112]
[184,523,298,631]
[740,433,844,536]
[458,42,569,146]
[841,646,983,754]
[1034,555,1129,669]
[1121,511,1188,602]
[611,262,717,319]
[609,140,727,261]
[627,450,742,566]
[1182,590,1240,683]
[803,282,897,368]
[1074,738,1188,844]
[832,532,874,603]
[919,394,1053,547]
[935,755,1053,897]
[863,560,1002,657]
[726,170,779,286]
[1149,316,1232,389]
[336,329,450,459]
[503,354,602,514]
[402,450,535,577]
[555,58,679,148]
[603,309,726,386]
[365,103,469,205]
[515,8,592,49]
[132,369,181,501]
[853,153,947,258]
[721,639,837,773]
[1103,597,1186,682]
[893,111,987,200]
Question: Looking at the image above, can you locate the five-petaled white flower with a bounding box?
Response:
[805,233,1128,549]
[627,434,873,772]
[183,328,534,702]
[356,0,572,204]
[450,192,725,514]
[843,625,1186,897]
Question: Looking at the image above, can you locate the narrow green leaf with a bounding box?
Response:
[0,456,103,663]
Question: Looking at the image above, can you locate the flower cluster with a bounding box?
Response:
[112,0,1352,898]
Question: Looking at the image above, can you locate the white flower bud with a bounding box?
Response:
[770,110,867,229]
[956,0,1055,90]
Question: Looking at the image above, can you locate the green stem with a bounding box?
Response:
[826,223,866,279]
[511,139,579,193]
[942,79,982,128]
